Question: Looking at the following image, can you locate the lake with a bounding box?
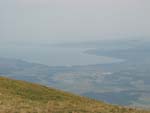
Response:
[0,44,123,66]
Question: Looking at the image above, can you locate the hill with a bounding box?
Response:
[0,76,149,113]
[1,57,150,107]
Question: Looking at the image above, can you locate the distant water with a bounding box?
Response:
[0,45,123,66]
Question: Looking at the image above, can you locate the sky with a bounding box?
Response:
[0,0,150,44]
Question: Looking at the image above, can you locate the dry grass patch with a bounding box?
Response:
[0,76,149,113]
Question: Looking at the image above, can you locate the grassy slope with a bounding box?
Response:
[0,76,149,113]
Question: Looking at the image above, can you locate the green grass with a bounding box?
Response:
[0,76,149,113]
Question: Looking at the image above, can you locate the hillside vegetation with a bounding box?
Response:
[0,76,149,113]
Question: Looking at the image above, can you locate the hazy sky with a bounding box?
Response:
[0,0,150,44]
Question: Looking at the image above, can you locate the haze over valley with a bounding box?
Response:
[0,39,150,108]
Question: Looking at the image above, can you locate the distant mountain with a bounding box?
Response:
[0,57,63,84]
[0,76,149,113]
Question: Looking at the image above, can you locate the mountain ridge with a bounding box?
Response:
[0,76,149,113]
